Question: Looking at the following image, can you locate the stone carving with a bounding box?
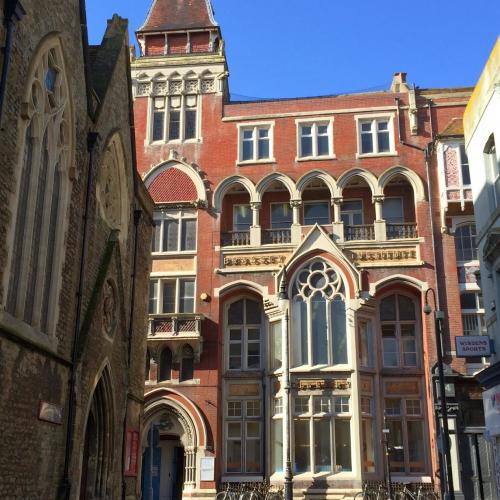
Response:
[169,80,182,94]
[223,254,288,268]
[185,80,198,93]
[295,378,351,391]
[153,81,167,95]
[201,79,215,93]
[103,280,117,335]
[346,247,418,265]
[136,82,151,96]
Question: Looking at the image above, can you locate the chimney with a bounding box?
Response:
[390,72,409,92]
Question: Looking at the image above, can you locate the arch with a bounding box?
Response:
[378,165,426,202]
[255,172,299,202]
[180,344,194,381]
[296,169,337,199]
[214,279,268,299]
[337,168,378,196]
[369,274,428,297]
[212,175,258,212]
[152,71,166,81]
[144,159,207,204]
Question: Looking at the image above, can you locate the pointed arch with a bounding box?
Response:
[152,71,166,81]
[378,165,426,202]
[214,279,269,299]
[337,168,378,196]
[144,159,207,204]
[212,175,257,212]
[255,172,299,202]
[296,169,337,198]
[369,274,428,296]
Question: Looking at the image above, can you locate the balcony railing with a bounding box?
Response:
[344,224,375,241]
[221,230,250,247]
[386,223,418,240]
[148,314,203,337]
[263,228,291,245]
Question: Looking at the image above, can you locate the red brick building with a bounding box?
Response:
[131,1,490,498]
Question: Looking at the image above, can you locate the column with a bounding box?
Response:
[290,199,302,245]
[331,197,344,243]
[184,447,196,489]
[373,195,387,241]
[250,201,261,246]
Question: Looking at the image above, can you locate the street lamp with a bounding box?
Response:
[278,273,293,500]
[423,288,455,500]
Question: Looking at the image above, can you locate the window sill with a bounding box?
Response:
[236,158,276,166]
[356,151,398,159]
[147,138,201,146]
[295,155,336,162]
[152,250,197,257]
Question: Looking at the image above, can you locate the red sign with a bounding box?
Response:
[124,428,140,476]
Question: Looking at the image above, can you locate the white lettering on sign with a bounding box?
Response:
[455,336,491,357]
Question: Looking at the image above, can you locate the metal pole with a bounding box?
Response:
[435,313,455,500]
[382,412,393,500]
[283,308,293,500]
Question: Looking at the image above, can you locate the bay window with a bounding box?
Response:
[149,277,195,314]
[227,298,262,370]
[152,209,197,253]
[293,395,352,473]
[380,294,418,368]
[292,260,347,367]
[225,399,262,473]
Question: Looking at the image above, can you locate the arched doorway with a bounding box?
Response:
[80,368,114,499]
[141,403,197,500]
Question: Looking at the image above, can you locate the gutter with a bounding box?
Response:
[0,0,25,126]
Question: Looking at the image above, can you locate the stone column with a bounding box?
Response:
[184,447,196,489]
[250,202,261,246]
[290,200,302,245]
[373,195,387,241]
[331,197,344,243]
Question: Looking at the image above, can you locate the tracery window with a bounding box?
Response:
[7,37,71,334]
[291,260,347,367]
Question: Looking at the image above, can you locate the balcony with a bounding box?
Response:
[344,224,375,241]
[221,230,250,247]
[386,222,418,240]
[262,228,291,245]
[148,313,203,339]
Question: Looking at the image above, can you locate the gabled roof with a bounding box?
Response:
[138,0,218,33]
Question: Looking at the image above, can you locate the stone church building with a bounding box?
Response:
[0,1,153,499]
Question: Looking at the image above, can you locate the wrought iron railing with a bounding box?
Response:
[221,230,250,246]
[263,228,291,245]
[344,224,375,241]
[386,222,418,239]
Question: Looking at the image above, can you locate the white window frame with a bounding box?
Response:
[340,199,364,226]
[149,91,200,144]
[148,277,196,314]
[152,208,197,254]
[236,121,275,165]
[460,290,485,336]
[355,113,396,158]
[295,117,335,161]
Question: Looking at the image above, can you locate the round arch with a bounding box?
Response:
[255,172,299,202]
[296,169,338,199]
[144,159,207,204]
[212,175,257,212]
[378,165,426,202]
[337,168,378,196]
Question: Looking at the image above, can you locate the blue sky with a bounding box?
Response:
[85,0,499,99]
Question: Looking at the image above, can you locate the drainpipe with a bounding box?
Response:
[121,208,142,500]
[0,0,25,125]
[58,131,99,500]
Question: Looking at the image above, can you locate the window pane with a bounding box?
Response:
[233,205,252,231]
[398,295,416,320]
[152,220,161,252]
[294,419,311,472]
[159,348,172,381]
[460,292,477,310]
[460,144,471,185]
[271,203,293,229]
[383,337,399,367]
[271,322,282,370]
[149,281,158,314]
[184,109,196,139]
[312,293,328,365]
[314,419,332,472]
[229,340,242,369]
[332,297,347,364]
[258,134,270,159]
[168,110,180,140]
[162,281,176,313]
[272,419,283,473]
[246,435,261,472]
[380,295,396,321]
[228,299,244,324]
[247,340,260,369]
[246,400,260,417]
[377,130,390,152]
[304,202,330,225]
[387,420,405,472]
[246,299,262,324]
[242,139,253,161]
[408,420,425,472]
[362,419,375,473]
[228,401,242,417]
[383,198,404,223]
[361,122,372,132]
[163,219,179,251]
[152,111,164,141]
[181,219,196,250]
[227,423,242,472]
[361,133,373,153]
[335,420,352,472]
[179,279,194,313]
[317,135,329,156]
[293,298,308,366]
[301,135,313,157]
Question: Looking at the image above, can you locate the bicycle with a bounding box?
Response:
[354,481,391,499]
[393,483,438,500]
[215,482,243,500]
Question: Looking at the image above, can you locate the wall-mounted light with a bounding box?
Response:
[200,292,210,302]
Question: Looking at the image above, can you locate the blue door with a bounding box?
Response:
[141,427,162,500]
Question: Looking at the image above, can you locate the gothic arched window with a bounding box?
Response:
[6,36,71,335]
[291,260,347,367]
[180,344,194,381]
[159,347,172,381]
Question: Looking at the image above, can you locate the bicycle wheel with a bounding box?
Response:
[393,492,408,500]
[421,492,438,500]
[265,493,282,500]
[215,492,229,500]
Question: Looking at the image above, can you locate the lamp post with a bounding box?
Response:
[424,288,455,500]
[278,274,293,500]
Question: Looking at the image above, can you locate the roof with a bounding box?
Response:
[148,168,198,203]
[438,117,464,138]
[138,0,218,33]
